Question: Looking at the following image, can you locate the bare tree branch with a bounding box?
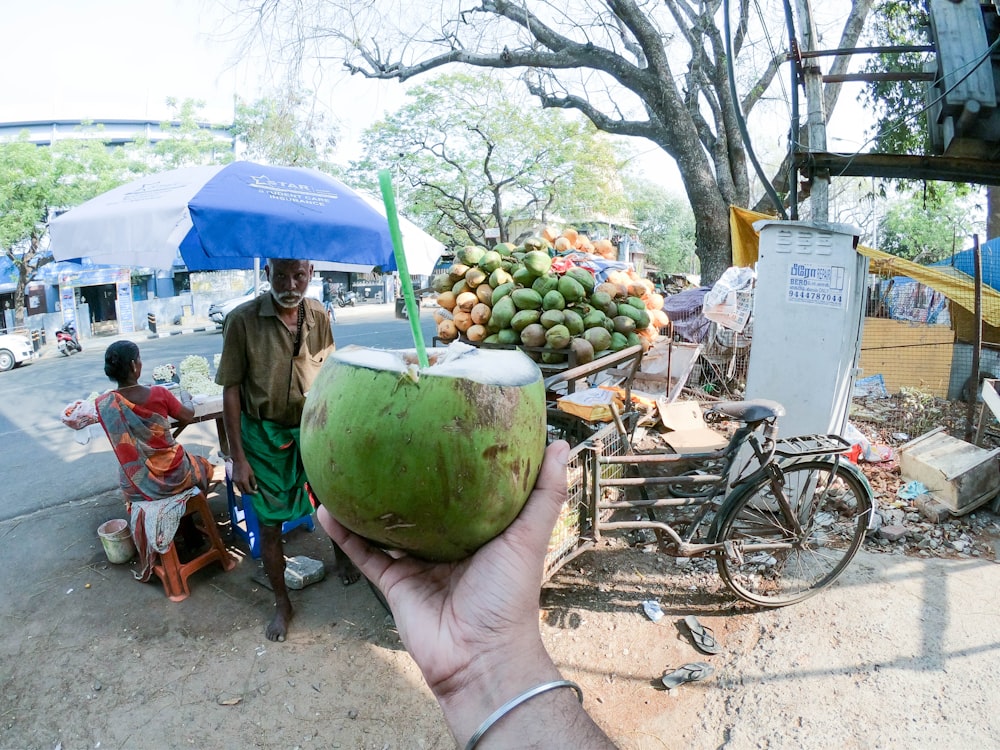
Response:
[235,0,874,283]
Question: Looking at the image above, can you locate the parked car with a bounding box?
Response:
[0,332,34,372]
[208,279,323,325]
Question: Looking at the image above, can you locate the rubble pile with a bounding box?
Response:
[624,419,1000,566]
[851,388,998,452]
[863,458,1000,561]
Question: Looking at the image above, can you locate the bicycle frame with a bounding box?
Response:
[541,395,874,605]
[592,418,762,554]
[589,412,856,558]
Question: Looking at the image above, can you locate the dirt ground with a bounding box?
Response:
[3,466,1000,750]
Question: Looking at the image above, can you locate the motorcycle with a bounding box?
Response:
[336,289,358,308]
[56,323,82,356]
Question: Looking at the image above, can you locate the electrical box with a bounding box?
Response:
[926,0,1000,155]
[745,221,867,439]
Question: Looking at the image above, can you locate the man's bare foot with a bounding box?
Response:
[265,602,293,642]
[336,559,362,586]
[332,540,361,585]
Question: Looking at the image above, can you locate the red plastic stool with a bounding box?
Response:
[151,491,236,602]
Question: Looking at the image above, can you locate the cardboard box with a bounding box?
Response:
[657,400,729,454]
[606,341,702,402]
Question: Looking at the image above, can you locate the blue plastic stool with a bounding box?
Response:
[225,474,314,559]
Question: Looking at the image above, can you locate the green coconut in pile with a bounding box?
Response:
[300,342,547,561]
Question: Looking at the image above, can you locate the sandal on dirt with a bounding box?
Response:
[683,615,720,655]
[660,662,715,690]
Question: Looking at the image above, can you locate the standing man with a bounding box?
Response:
[323,277,337,324]
[216,258,358,642]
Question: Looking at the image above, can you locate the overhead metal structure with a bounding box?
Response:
[789,0,1000,194]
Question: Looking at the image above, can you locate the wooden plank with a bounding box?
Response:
[983,379,1000,421]
[899,430,1000,514]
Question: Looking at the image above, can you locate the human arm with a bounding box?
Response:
[316,441,616,749]
[156,386,195,427]
[216,315,257,494]
[222,384,256,494]
[173,388,196,427]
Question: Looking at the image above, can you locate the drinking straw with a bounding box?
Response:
[378,169,429,369]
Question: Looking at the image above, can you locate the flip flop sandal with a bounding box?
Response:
[684,615,720,655]
[660,662,715,690]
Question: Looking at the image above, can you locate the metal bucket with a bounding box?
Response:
[97,519,136,564]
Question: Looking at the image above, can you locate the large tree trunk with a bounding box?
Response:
[676,141,733,282]
[988,187,1000,239]
[13,268,28,329]
[693,199,732,285]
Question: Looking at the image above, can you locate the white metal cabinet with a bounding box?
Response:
[745,221,868,438]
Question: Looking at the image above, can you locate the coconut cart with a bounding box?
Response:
[541,345,646,579]
[541,338,706,582]
[540,339,873,606]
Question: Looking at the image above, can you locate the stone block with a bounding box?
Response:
[284,556,326,590]
[878,524,910,542]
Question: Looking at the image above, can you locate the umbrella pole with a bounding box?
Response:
[379,170,429,369]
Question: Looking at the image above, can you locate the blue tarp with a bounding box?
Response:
[0,256,16,292]
[932,239,1000,292]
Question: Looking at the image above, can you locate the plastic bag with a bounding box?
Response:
[61,399,98,431]
[556,388,622,423]
[703,266,755,332]
[842,422,893,462]
[641,600,665,622]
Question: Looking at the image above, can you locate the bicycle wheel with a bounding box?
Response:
[714,459,872,607]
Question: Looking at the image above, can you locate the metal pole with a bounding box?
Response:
[965,235,983,442]
[795,0,828,222]
[783,0,799,220]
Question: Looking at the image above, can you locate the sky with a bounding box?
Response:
[0,0,871,199]
[0,0,410,162]
[1,0,242,123]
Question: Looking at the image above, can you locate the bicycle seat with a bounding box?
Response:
[707,399,785,423]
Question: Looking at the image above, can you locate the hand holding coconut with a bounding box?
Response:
[316,441,615,749]
[319,176,612,746]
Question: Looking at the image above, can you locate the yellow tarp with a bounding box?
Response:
[728,206,1000,328]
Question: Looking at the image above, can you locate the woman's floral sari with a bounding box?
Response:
[96,389,212,580]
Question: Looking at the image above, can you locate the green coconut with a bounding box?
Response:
[300,343,547,562]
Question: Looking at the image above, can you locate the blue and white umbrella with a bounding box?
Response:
[48,161,442,275]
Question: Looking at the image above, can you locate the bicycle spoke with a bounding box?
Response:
[715,460,872,607]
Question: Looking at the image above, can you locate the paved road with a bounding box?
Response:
[0,304,437,521]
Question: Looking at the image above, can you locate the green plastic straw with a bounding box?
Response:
[379,169,429,369]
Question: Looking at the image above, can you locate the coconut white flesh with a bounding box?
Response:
[332,341,541,386]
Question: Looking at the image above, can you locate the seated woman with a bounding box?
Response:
[95,340,215,581]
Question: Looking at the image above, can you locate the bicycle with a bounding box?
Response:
[572,398,875,607]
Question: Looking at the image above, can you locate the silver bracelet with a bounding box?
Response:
[464,679,583,750]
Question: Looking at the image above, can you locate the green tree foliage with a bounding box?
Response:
[1,98,238,327]
[346,73,626,248]
[130,97,234,168]
[0,130,138,326]
[231,88,339,168]
[878,188,980,262]
[624,177,697,275]
[860,0,931,155]
[858,0,987,245]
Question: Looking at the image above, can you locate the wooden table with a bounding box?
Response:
[173,394,228,455]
